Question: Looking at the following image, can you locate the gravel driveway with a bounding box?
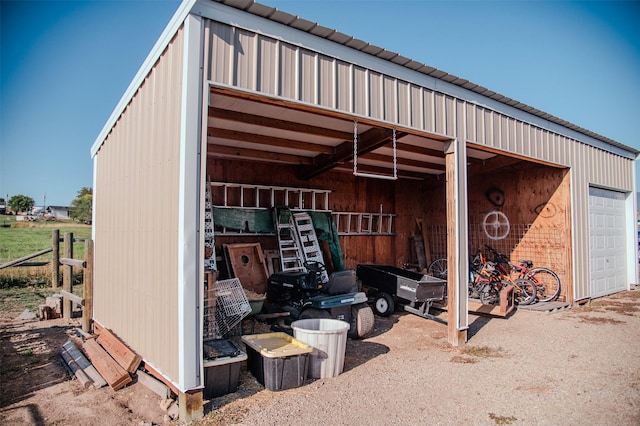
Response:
[200,290,640,426]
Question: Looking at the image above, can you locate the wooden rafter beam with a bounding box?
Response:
[360,152,446,172]
[208,144,313,165]
[467,155,523,178]
[300,128,398,180]
[396,142,484,165]
[208,107,353,140]
[208,128,334,154]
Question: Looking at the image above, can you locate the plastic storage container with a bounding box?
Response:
[291,318,349,379]
[241,332,312,391]
[202,339,247,399]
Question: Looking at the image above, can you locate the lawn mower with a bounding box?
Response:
[264,261,375,339]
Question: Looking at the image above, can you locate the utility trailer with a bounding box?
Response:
[356,264,446,320]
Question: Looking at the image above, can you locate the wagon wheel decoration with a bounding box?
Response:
[482,211,510,240]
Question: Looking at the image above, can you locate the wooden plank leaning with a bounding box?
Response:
[96,327,142,374]
[82,339,132,390]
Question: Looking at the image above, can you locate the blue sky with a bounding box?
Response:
[1,0,639,207]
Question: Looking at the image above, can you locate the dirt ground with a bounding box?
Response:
[1,289,639,425]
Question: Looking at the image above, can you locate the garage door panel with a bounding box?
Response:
[589,187,627,298]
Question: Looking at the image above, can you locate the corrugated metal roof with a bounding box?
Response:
[213,0,638,155]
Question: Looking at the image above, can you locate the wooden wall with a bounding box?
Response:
[208,155,572,300]
[208,157,408,271]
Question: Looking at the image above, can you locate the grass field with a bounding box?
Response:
[0,215,91,288]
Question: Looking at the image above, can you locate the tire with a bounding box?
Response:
[513,278,536,305]
[373,292,395,317]
[349,303,375,339]
[528,267,561,302]
[299,308,332,320]
[479,284,499,305]
[428,258,448,279]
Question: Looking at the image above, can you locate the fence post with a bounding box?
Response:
[83,239,93,333]
[51,229,60,288]
[62,232,73,319]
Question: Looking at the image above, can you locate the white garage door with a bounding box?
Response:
[589,187,628,298]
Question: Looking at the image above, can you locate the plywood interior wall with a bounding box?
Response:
[208,157,405,271]
[420,157,572,300]
[208,154,572,300]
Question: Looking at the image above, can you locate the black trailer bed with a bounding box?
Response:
[357,264,446,303]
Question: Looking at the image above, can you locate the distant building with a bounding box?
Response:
[46,206,70,220]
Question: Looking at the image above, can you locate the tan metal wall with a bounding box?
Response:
[93,28,184,381]
[204,19,635,299]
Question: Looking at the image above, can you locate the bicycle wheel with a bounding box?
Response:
[528,267,561,302]
[428,258,448,279]
[513,278,536,305]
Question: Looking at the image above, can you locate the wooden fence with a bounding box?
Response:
[0,229,94,332]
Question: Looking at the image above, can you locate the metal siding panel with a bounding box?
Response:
[235,29,257,90]
[484,109,493,148]
[258,36,278,95]
[573,143,590,299]
[318,55,335,108]
[383,75,397,123]
[465,103,475,142]
[279,43,298,98]
[410,84,423,129]
[94,29,183,383]
[492,112,501,148]
[209,21,233,85]
[336,60,352,112]
[397,81,410,126]
[456,99,466,142]
[299,49,316,103]
[445,96,455,136]
[423,89,435,133]
[369,71,383,120]
[434,92,446,135]
[475,107,484,144]
[353,66,367,116]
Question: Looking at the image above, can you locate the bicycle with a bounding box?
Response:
[481,245,537,305]
[511,260,561,302]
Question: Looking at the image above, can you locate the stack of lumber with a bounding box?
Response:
[59,339,107,389]
[78,326,142,391]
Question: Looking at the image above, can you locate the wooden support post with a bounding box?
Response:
[83,239,93,333]
[52,229,60,288]
[445,140,468,347]
[62,232,73,319]
[178,389,204,423]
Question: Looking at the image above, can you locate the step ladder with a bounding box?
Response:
[274,208,306,274]
[274,208,328,283]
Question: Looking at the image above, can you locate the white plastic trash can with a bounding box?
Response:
[291,318,349,379]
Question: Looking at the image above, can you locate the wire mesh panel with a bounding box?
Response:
[204,278,251,340]
[428,223,565,279]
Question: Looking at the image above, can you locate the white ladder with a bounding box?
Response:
[293,212,328,283]
[274,209,328,282]
[274,208,306,274]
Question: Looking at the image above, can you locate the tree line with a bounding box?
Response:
[2,187,92,223]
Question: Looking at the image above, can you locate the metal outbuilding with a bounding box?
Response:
[90,0,638,420]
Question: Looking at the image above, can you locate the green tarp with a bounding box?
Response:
[212,207,345,271]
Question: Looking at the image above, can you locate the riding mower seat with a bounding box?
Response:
[324,269,359,294]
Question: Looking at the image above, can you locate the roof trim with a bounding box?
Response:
[90,0,198,158]
[210,0,638,157]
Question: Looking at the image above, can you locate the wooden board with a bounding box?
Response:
[82,339,131,390]
[96,327,142,374]
[224,243,269,294]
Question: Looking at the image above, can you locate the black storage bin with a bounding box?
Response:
[203,339,247,399]
[241,333,312,391]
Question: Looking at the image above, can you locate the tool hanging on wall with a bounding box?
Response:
[352,120,398,181]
